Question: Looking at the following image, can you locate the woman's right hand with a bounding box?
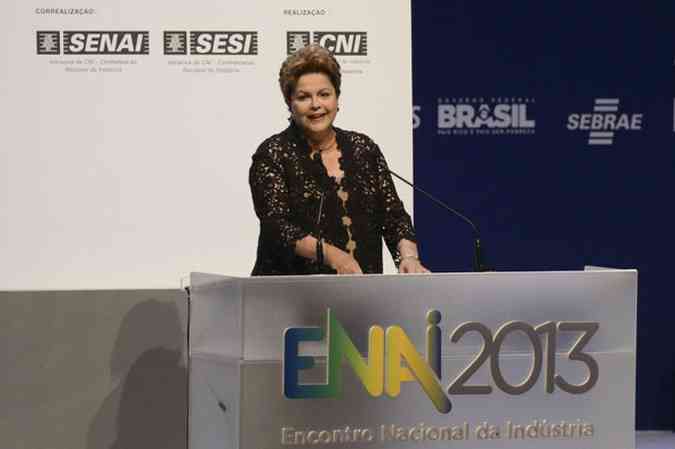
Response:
[325,245,363,275]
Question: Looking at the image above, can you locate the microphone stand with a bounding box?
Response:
[388,170,490,272]
[315,192,326,273]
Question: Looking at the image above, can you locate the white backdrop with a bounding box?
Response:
[0,1,413,289]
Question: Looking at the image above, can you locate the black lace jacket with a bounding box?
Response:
[249,124,415,275]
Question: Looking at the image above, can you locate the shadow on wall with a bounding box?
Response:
[86,298,187,449]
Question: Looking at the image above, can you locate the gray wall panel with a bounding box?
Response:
[0,289,187,449]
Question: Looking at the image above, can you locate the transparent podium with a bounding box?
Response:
[188,270,636,449]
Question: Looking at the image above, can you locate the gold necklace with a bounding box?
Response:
[309,132,337,157]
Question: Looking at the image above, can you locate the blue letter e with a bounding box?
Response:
[283,327,333,398]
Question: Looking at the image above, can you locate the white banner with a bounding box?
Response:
[1,1,413,289]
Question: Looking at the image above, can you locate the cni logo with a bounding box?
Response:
[567,98,643,146]
[437,97,535,136]
[62,31,149,55]
[286,31,368,56]
[36,31,60,54]
[287,32,311,54]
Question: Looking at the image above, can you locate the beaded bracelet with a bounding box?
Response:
[316,238,324,267]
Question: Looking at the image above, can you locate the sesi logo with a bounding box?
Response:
[189,31,258,55]
[163,31,258,55]
[164,31,187,55]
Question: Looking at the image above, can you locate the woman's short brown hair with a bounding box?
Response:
[279,45,341,106]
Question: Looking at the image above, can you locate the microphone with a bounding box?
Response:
[315,191,326,271]
[312,150,332,273]
[388,169,490,272]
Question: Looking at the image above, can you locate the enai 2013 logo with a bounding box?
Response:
[287,31,367,56]
[163,31,258,55]
[567,98,643,146]
[436,97,535,136]
[36,31,149,55]
[284,309,599,414]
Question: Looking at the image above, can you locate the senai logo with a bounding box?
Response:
[36,31,60,54]
[567,98,643,146]
[36,31,149,55]
[283,309,600,414]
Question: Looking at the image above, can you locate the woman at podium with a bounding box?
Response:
[249,45,428,276]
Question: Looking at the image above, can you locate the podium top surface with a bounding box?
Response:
[189,270,637,361]
[189,269,636,288]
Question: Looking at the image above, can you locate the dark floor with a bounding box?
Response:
[637,432,675,449]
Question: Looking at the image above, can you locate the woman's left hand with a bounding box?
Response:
[398,258,431,274]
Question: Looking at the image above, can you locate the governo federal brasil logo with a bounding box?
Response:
[437,97,535,136]
[283,309,599,414]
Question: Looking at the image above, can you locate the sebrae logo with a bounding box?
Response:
[287,31,367,56]
[283,309,599,414]
[36,31,149,55]
[567,98,643,146]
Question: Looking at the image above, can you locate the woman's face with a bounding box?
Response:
[290,72,338,139]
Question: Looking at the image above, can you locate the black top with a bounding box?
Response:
[249,124,415,275]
